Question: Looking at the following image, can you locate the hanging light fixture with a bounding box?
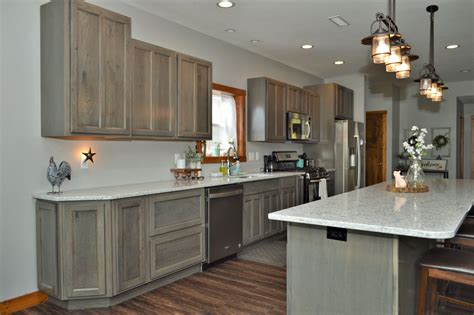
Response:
[414,5,448,102]
[361,0,418,78]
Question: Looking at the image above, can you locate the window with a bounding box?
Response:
[197,83,246,163]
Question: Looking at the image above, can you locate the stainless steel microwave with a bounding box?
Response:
[287,112,311,140]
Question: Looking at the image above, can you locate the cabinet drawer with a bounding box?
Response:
[149,225,204,280]
[243,179,279,195]
[149,189,204,236]
[280,176,297,189]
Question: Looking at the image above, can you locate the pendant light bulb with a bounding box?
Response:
[419,77,432,95]
[395,55,411,79]
[385,45,402,72]
[372,34,391,64]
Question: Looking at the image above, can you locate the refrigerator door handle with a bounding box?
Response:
[354,134,361,189]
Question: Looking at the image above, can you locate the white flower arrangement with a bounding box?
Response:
[402,126,434,161]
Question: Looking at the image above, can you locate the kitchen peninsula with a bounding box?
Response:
[269,179,474,315]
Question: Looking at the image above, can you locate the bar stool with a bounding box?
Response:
[445,222,474,249]
[417,248,474,315]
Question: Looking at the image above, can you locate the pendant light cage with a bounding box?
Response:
[361,0,418,79]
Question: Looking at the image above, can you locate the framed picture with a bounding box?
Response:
[431,127,450,157]
[421,159,448,171]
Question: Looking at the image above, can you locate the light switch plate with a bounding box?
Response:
[248,152,255,161]
[255,152,260,161]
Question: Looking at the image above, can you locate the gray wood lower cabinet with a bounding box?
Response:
[62,201,110,298]
[150,225,204,280]
[112,198,147,294]
[242,177,298,246]
[35,188,205,309]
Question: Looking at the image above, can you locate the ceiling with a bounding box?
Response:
[127,0,474,82]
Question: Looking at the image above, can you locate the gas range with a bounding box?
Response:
[269,151,329,180]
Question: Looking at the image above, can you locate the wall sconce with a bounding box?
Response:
[81,147,96,169]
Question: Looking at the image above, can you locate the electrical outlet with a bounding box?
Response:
[248,152,255,161]
[255,152,260,161]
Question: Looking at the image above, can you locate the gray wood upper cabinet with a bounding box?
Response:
[248,77,287,142]
[307,91,321,142]
[62,201,110,298]
[131,40,177,137]
[41,0,131,137]
[112,197,147,294]
[335,85,354,120]
[287,85,309,115]
[177,54,212,139]
[36,202,59,298]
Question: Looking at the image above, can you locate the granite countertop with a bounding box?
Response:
[34,171,304,202]
[269,179,474,239]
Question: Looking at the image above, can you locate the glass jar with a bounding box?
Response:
[406,159,425,188]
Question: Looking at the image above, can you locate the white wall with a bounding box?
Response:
[0,0,323,300]
[463,103,474,179]
[324,73,366,123]
[398,80,474,177]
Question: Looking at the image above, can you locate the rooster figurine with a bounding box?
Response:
[47,156,72,193]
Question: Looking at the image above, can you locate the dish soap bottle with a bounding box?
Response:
[219,160,226,175]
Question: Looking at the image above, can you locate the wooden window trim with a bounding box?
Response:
[197,83,247,164]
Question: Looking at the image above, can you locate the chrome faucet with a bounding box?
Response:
[226,143,238,176]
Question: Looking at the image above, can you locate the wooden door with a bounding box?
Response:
[177,54,212,139]
[243,194,263,245]
[131,40,176,137]
[365,111,387,186]
[458,113,464,179]
[471,116,474,179]
[62,201,109,298]
[70,1,131,134]
[112,198,147,294]
[266,79,286,141]
[262,190,280,237]
[308,92,320,142]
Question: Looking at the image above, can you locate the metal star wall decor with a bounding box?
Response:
[82,147,96,163]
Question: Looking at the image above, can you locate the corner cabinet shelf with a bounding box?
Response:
[41,0,212,140]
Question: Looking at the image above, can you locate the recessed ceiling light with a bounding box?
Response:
[217,0,235,8]
[460,69,471,73]
[334,60,344,65]
[250,40,261,44]
[301,44,313,49]
[445,44,460,49]
[328,15,350,27]
[225,29,236,33]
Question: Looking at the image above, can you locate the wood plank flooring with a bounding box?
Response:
[17,259,286,315]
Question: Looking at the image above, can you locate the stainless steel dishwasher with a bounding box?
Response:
[206,184,243,263]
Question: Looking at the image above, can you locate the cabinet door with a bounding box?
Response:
[308,92,320,142]
[70,1,131,134]
[131,40,176,137]
[149,225,204,279]
[62,202,109,298]
[262,190,280,236]
[177,54,212,139]
[266,79,286,141]
[112,198,146,294]
[243,194,263,245]
[286,85,300,113]
[149,189,204,236]
[344,88,354,120]
[36,202,59,297]
[280,187,296,232]
[335,85,344,118]
[300,89,309,115]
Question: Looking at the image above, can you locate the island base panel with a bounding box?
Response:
[45,264,201,310]
[287,223,434,315]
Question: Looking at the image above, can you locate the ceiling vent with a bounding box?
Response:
[328,15,350,27]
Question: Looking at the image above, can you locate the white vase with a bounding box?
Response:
[189,161,197,169]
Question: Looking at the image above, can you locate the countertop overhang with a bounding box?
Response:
[34,172,304,202]
[269,179,474,239]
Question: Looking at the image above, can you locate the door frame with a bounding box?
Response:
[365,110,387,184]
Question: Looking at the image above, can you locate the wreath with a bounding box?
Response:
[432,134,449,150]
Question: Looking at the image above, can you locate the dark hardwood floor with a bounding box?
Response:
[17,259,286,315]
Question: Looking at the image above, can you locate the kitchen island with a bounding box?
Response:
[269,179,474,315]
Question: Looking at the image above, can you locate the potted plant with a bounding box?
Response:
[212,141,221,157]
[402,126,434,188]
[185,146,200,169]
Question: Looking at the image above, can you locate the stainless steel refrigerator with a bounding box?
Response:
[335,120,365,194]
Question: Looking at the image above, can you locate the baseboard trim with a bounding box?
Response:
[0,291,48,314]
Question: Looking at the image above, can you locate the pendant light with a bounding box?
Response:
[361,0,418,78]
[414,5,448,102]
